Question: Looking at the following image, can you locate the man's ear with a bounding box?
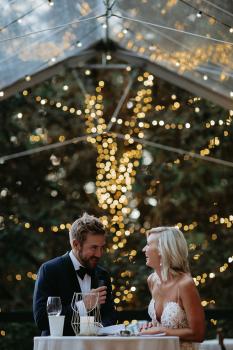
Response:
[72,239,81,250]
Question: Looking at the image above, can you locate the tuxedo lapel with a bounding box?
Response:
[91,270,99,289]
[91,267,106,289]
[61,252,82,294]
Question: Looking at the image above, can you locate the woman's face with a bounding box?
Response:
[143,234,161,269]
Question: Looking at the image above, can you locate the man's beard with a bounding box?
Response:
[78,252,99,270]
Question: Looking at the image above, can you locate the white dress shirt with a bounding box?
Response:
[69,251,93,316]
[69,250,91,293]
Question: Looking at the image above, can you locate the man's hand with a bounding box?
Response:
[83,286,107,310]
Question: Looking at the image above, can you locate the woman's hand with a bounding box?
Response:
[139,321,153,331]
[140,326,166,335]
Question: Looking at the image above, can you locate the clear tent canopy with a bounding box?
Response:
[0,0,233,109]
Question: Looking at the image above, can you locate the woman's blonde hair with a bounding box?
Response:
[148,226,190,281]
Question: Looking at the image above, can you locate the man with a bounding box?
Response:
[33,213,116,335]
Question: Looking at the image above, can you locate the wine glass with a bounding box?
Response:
[47,296,62,316]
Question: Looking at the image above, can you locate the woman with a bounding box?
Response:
[141,226,205,347]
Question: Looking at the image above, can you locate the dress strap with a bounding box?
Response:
[177,287,180,303]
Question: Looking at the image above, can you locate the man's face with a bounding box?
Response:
[73,233,106,269]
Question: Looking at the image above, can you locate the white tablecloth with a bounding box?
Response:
[34,335,180,350]
[200,339,233,350]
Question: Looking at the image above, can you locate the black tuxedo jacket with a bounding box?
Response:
[33,252,116,335]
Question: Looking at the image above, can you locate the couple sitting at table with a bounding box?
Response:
[33,213,205,343]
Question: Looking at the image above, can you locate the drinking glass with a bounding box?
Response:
[47,296,62,316]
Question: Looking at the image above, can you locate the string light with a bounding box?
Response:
[1,66,231,309]
[113,23,233,85]
[193,255,233,287]
[0,4,231,323]
[0,330,6,337]
[79,76,154,305]
[32,93,83,118]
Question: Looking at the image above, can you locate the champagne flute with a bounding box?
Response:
[47,296,62,316]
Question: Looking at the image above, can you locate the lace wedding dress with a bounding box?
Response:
[148,298,200,350]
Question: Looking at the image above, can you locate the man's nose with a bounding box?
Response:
[95,248,103,258]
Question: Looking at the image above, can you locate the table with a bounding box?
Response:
[34,335,180,350]
[200,339,233,350]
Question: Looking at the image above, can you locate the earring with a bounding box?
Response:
[158,252,162,267]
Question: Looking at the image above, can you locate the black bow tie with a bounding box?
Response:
[76,266,94,280]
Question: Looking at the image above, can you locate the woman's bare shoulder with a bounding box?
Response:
[177,273,194,287]
[178,273,197,294]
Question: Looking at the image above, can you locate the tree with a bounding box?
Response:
[0,62,232,348]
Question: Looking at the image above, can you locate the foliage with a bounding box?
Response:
[0,62,232,347]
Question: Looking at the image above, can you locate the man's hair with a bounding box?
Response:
[69,213,105,245]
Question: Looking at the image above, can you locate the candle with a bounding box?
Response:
[79,316,95,335]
